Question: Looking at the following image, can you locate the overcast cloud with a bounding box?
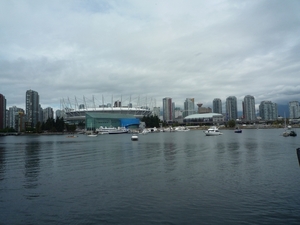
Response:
[1,0,300,111]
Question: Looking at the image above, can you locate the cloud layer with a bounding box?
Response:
[1,0,300,111]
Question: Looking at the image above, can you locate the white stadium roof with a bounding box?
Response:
[184,113,223,119]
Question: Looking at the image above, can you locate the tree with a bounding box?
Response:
[36,121,42,133]
[66,123,76,132]
[55,117,65,132]
[227,120,236,128]
[141,115,161,128]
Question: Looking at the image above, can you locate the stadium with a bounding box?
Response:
[183,113,224,125]
[60,96,154,130]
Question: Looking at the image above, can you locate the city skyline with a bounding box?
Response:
[1,1,300,111]
[1,89,298,131]
[1,89,296,115]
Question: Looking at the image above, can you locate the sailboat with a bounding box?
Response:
[282,115,297,137]
[282,114,290,137]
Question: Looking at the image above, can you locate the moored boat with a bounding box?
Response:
[175,126,190,132]
[204,126,223,136]
[108,127,128,134]
[96,126,117,134]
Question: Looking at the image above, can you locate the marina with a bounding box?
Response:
[1,129,300,224]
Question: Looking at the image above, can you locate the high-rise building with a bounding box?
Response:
[43,107,54,122]
[259,101,278,121]
[289,101,299,119]
[8,106,24,130]
[243,95,256,121]
[162,97,173,122]
[0,94,6,130]
[26,90,40,128]
[183,98,195,118]
[226,96,238,121]
[152,107,161,117]
[213,98,222,114]
[39,104,43,124]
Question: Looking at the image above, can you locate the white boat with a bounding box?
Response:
[108,127,128,134]
[141,129,150,134]
[131,134,138,141]
[96,126,117,134]
[203,126,223,136]
[174,126,190,132]
[163,127,175,132]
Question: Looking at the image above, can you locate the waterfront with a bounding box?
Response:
[1,129,300,224]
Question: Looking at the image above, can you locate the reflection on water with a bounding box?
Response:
[24,142,40,191]
[163,142,177,173]
[0,146,5,181]
[0,131,300,225]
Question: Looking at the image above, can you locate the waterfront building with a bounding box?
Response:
[0,94,6,130]
[16,111,26,132]
[61,95,152,129]
[213,98,222,114]
[183,113,224,125]
[39,104,43,124]
[289,101,299,119]
[174,107,183,119]
[226,96,238,121]
[8,106,24,130]
[43,107,54,122]
[26,90,40,128]
[183,98,195,118]
[243,95,256,122]
[259,101,278,121]
[162,97,173,122]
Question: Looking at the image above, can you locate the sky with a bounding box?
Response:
[1,0,300,112]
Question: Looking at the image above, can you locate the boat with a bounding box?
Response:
[203,126,223,136]
[283,130,290,137]
[163,127,175,132]
[282,113,290,137]
[96,126,117,134]
[175,126,190,132]
[108,127,128,134]
[131,134,138,141]
[67,134,78,138]
[141,129,150,134]
[289,130,297,137]
[234,127,242,133]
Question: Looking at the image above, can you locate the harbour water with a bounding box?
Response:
[1,129,300,224]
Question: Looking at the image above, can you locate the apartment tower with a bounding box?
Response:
[226,96,238,121]
[213,98,222,114]
[0,94,6,130]
[183,98,195,118]
[26,90,40,128]
[243,95,256,121]
[162,97,173,122]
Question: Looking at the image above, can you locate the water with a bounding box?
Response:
[1,129,300,224]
